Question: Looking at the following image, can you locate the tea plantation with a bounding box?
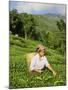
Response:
[9,34,66,88]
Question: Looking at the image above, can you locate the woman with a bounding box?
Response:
[29,44,57,76]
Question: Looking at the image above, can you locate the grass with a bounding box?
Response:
[9,34,66,89]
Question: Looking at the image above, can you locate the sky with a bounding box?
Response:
[9,1,66,16]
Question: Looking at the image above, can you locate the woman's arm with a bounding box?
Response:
[44,56,56,76]
[47,64,57,76]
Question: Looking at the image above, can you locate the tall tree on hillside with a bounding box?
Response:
[10,9,23,36]
[29,15,39,40]
[56,19,66,54]
[57,19,66,31]
[20,13,39,40]
[21,13,33,40]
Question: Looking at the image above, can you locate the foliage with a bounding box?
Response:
[9,34,66,88]
[9,9,66,55]
[56,19,66,54]
[9,9,23,36]
[9,9,66,88]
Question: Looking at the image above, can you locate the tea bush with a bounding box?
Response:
[9,34,66,88]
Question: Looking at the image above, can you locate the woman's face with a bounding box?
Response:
[39,49,45,57]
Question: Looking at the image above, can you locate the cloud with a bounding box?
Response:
[9,1,66,15]
[16,2,46,13]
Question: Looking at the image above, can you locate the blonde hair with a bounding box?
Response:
[36,44,45,53]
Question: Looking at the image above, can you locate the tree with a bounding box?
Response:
[9,9,23,36]
[56,19,66,54]
[57,19,66,31]
[29,15,40,40]
[20,13,33,40]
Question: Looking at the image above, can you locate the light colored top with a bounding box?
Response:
[30,53,49,71]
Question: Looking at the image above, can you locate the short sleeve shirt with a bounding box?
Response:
[30,54,49,71]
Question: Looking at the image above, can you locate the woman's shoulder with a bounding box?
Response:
[26,52,36,64]
[43,55,47,60]
[32,53,39,59]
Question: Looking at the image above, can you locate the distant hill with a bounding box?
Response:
[32,14,65,33]
[10,11,66,53]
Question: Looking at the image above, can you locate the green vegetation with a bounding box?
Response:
[9,34,66,88]
[10,10,66,54]
[9,9,66,88]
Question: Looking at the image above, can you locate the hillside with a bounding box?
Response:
[33,14,65,32]
[9,34,66,88]
[10,10,66,54]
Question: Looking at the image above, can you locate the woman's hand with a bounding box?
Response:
[47,64,57,76]
[38,70,42,73]
[35,69,42,73]
[53,71,57,76]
